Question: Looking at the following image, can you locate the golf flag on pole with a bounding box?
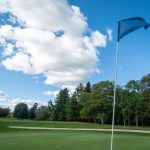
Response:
[110,17,149,150]
[118,17,149,41]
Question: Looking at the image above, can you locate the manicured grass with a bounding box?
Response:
[1,118,150,132]
[0,118,109,132]
[0,131,150,150]
[0,118,150,150]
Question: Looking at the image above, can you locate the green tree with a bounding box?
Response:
[75,83,84,101]
[115,86,124,125]
[81,81,113,124]
[84,82,92,93]
[48,100,57,121]
[35,106,49,120]
[140,74,150,90]
[55,88,70,121]
[13,103,28,119]
[79,92,91,122]
[0,107,10,117]
[140,74,150,125]
[29,103,38,120]
[45,73,150,125]
[66,93,80,121]
[121,80,141,126]
[121,89,129,126]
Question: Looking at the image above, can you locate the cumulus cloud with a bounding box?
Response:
[43,90,59,97]
[107,29,113,41]
[0,0,112,86]
[91,31,107,47]
[61,84,76,94]
[0,90,46,109]
[2,43,14,56]
[44,84,76,98]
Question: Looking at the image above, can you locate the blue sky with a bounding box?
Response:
[69,0,150,82]
[0,0,150,108]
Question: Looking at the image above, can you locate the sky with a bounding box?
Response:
[0,0,150,109]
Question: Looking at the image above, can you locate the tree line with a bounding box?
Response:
[48,73,150,126]
[0,73,150,126]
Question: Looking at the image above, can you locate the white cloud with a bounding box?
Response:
[61,84,76,94]
[107,29,113,41]
[43,90,59,97]
[91,31,107,47]
[0,0,111,86]
[2,52,33,74]
[0,90,46,109]
[0,37,6,45]
[44,84,76,98]
[2,43,14,56]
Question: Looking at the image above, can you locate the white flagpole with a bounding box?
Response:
[110,41,119,150]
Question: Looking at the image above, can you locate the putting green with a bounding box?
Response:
[0,131,150,150]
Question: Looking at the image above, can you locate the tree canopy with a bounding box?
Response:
[9,73,150,126]
[13,103,28,119]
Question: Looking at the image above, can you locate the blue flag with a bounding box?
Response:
[118,17,149,42]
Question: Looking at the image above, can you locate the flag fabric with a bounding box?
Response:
[118,17,149,41]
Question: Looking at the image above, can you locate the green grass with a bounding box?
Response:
[1,118,150,132]
[0,118,110,132]
[0,118,150,150]
[0,131,150,150]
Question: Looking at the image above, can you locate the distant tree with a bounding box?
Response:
[79,92,91,121]
[125,80,140,92]
[66,93,80,121]
[76,83,84,92]
[48,100,57,121]
[118,80,144,126]
[140,74,150,125]
[46,73,150,126]
[81,81,113,124]
[13,103,28,119]
[0,107,10,117]
[115,86,124,125]
[29,103,38,120]
[55,88,70,121]
[140,74,150,90]
[48,100,53,113]
[140,89,150,125]
[35,106,49,120]
[75,83,84,100]
[84,82,92,93]
[74,83,85,119]
[123,80,140,126]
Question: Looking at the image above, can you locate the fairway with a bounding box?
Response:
[0,131,150,150]
[0,119,150,150]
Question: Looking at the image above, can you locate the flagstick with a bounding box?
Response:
[110,42,119,150]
